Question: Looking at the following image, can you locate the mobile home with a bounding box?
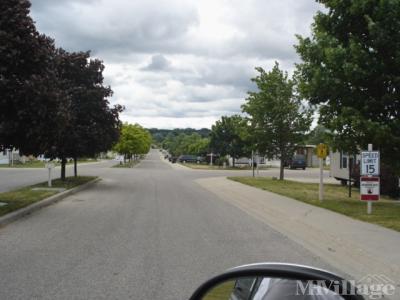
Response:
[0,149,21,165]
[330,151,358,185]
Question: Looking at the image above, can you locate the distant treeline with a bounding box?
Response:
[149,128,211,145]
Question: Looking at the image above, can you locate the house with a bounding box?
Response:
[330,151,358,185]
[0,149,21,165]
[294,145,320,167]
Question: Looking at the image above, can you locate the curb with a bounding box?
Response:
[0,177,101,227]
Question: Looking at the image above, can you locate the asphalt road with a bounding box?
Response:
[0,156,336,193]
[0,161,116,192]
[0,150,337,300]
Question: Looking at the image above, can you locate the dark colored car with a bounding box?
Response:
[285,154,307,170]
[178,155,202,163]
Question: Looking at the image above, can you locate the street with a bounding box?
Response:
[0,150,336,300]
[0,156,336,193]
[0,161,116,192]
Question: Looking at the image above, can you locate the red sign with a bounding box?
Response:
[360,176,380,201]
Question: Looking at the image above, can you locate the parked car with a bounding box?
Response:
[178,155,202,163]
[285,154,306,170]
[169,156,177,163]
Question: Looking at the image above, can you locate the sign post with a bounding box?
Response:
[316,144,328,202]
[45,162,55,187]
[256,151,260,176]
[360,144,380,214]
[252,150,255,178]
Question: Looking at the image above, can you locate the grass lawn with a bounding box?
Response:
[112,160,140,168]
[0,176,97,217]
[203,280,235,300]
[181,163,268,171]
[0,159,98,168]
[229,176,400,232]
[0,160,49,168]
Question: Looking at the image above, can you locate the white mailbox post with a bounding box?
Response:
[45,162,55,187]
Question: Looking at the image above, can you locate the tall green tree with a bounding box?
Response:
[52,50,123,179]
[114,124,151,161]
[305,125,330,145]
[295,0,400,170]
[210,115,249,167]
[0,0,69,155]
[162,132,209,157]
[242,63,312,180]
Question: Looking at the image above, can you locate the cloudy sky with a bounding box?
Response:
[30,0,323,129]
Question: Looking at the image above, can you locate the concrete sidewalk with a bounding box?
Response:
[196,176,400,288]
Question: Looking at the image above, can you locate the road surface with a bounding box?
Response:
[0,161,115,192]
[0,150,338,299]
[0,156,336,193]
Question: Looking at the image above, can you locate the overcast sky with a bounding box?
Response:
[30,0,323,129]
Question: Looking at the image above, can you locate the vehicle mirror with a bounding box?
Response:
[189,263,364,300]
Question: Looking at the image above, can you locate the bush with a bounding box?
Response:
[215,156,229,166]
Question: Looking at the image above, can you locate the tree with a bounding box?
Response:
[187,136,209,156]
[295,0,400,195]
[51,50,123,179]
[113,124,151,161]
[0,0,69,155]
[242,62,312,180]
[151,128,211,149]
[160,132,209,157]
[210,115,249,167]
[305,125,330,145]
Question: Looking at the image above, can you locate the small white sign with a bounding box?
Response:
[360,177,380,201]
[361,151,380,176]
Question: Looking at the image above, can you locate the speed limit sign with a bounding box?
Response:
[361,151,380,176]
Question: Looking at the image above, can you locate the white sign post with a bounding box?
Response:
[45,162,55,187]
[360,144,380,214]
[316,144,328,202]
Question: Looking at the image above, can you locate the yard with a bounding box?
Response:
[0,176,97,217]
[229,176,400,232]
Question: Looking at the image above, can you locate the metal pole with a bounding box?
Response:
[256,153,259,176]
[367,144,372,214]
[348,156,352,198]
[319,157,324,201]
[48,167,52,187]
[252,150,255,177]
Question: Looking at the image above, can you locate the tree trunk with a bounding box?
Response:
[279,158,285,180]
[61,157,66,181]
[232,157,235,168]
[74,157,77,177]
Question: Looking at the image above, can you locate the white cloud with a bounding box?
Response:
[30,0,323,129]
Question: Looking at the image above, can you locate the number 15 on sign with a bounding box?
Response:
[361,151,380,176]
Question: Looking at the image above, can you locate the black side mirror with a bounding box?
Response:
[189,263,365,300]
